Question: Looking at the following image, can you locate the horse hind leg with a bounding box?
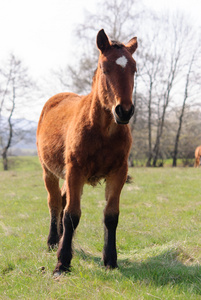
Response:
[59,181,67,237]
[53,166,83,275]
[195,156,200,167]
[43,167,63,249]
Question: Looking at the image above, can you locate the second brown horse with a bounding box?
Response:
[195,145,201,167]
[37,29,138,276]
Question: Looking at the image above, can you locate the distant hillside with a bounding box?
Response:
[1,117,38,156]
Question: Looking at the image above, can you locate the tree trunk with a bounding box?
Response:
[1,85,15,170]
[146,80,153,167]
[172,51,195,167]
[152,46,180,166]
[172,114,182,167]
[152,135,160,167]
[128,152,134,167]
[2,149,8,170]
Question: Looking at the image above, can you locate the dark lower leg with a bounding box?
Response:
[44,169,63,249]
[103,214,119,268]
[48,211,61,249]
[53,212,80,273]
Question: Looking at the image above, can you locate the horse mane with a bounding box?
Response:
[111,40,124,49]
[92,69,98,89]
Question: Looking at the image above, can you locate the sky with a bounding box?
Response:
[0,0,201,122]
[0,0,96,78]
[1,0,201,79]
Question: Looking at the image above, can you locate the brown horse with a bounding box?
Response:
[37,29,138,276]
[195,146,201,167]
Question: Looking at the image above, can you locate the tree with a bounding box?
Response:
[172,48,198,166]
[137,23,164,166]
[139,13,201,167]
[53,0,143,94]
[51,2,201,166]
[0,54,34,170]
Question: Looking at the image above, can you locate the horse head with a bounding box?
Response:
[96,29,138,125]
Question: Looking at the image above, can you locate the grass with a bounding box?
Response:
[0,157,201,299]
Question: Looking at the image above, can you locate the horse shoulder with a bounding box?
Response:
[37,93,81,132]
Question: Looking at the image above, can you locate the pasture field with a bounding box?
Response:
[0,157,201,299]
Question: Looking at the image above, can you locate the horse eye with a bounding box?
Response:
[100,62,110,75]
[100,64,108,75]
[103,70,109,75]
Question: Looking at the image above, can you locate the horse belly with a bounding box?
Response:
[37,131,66,178]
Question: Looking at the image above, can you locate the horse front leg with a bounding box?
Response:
[53,166,84,275]
[43,167,63,249]
[103,166,128,269]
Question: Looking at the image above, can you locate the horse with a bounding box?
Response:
[194,145,201,167]
[36,29,138,276]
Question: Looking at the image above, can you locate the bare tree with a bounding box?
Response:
[1,80,15,170]
[50,3,201,166]
[138,13,198,167]
[0,54,34,170]
[138,25,164,166]
[172,37,201,166]
[172,53,195,166]
[52,0,143,94]
[151,15,184,166]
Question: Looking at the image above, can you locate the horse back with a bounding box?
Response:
[37,93,81,129]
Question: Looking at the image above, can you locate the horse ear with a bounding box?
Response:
[126,37,138,54]
[97,29,110,53]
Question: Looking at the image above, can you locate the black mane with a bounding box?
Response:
[111,40,124,49]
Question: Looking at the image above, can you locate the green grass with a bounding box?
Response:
[0,156,40,171]
[0,157,201,299]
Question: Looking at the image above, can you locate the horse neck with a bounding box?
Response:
[88,68,116,134]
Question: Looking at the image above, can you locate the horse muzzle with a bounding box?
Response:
[113,104,135,125]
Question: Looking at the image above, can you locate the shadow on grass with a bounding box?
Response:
[120,250,201,294]
[75,248,201,295]
[75,248,103,266]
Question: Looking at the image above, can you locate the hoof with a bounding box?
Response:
[104,259,118,269]
[48,243,58,251]
[53,271,62,278]
[47,234,60,250]
[105,264,118,270]
[53,262,71,276]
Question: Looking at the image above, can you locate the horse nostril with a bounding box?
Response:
[114,104,134,124]
[115,105,124,118]
[115,104,134,117]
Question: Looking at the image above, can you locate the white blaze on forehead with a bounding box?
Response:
[116,55,128,68]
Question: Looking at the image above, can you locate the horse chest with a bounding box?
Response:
[89,144,119,169]
[68,127,131,184]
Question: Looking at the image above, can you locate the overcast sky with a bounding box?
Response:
[1,0,201,79]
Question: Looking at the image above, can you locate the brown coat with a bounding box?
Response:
[36,29,138,275]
